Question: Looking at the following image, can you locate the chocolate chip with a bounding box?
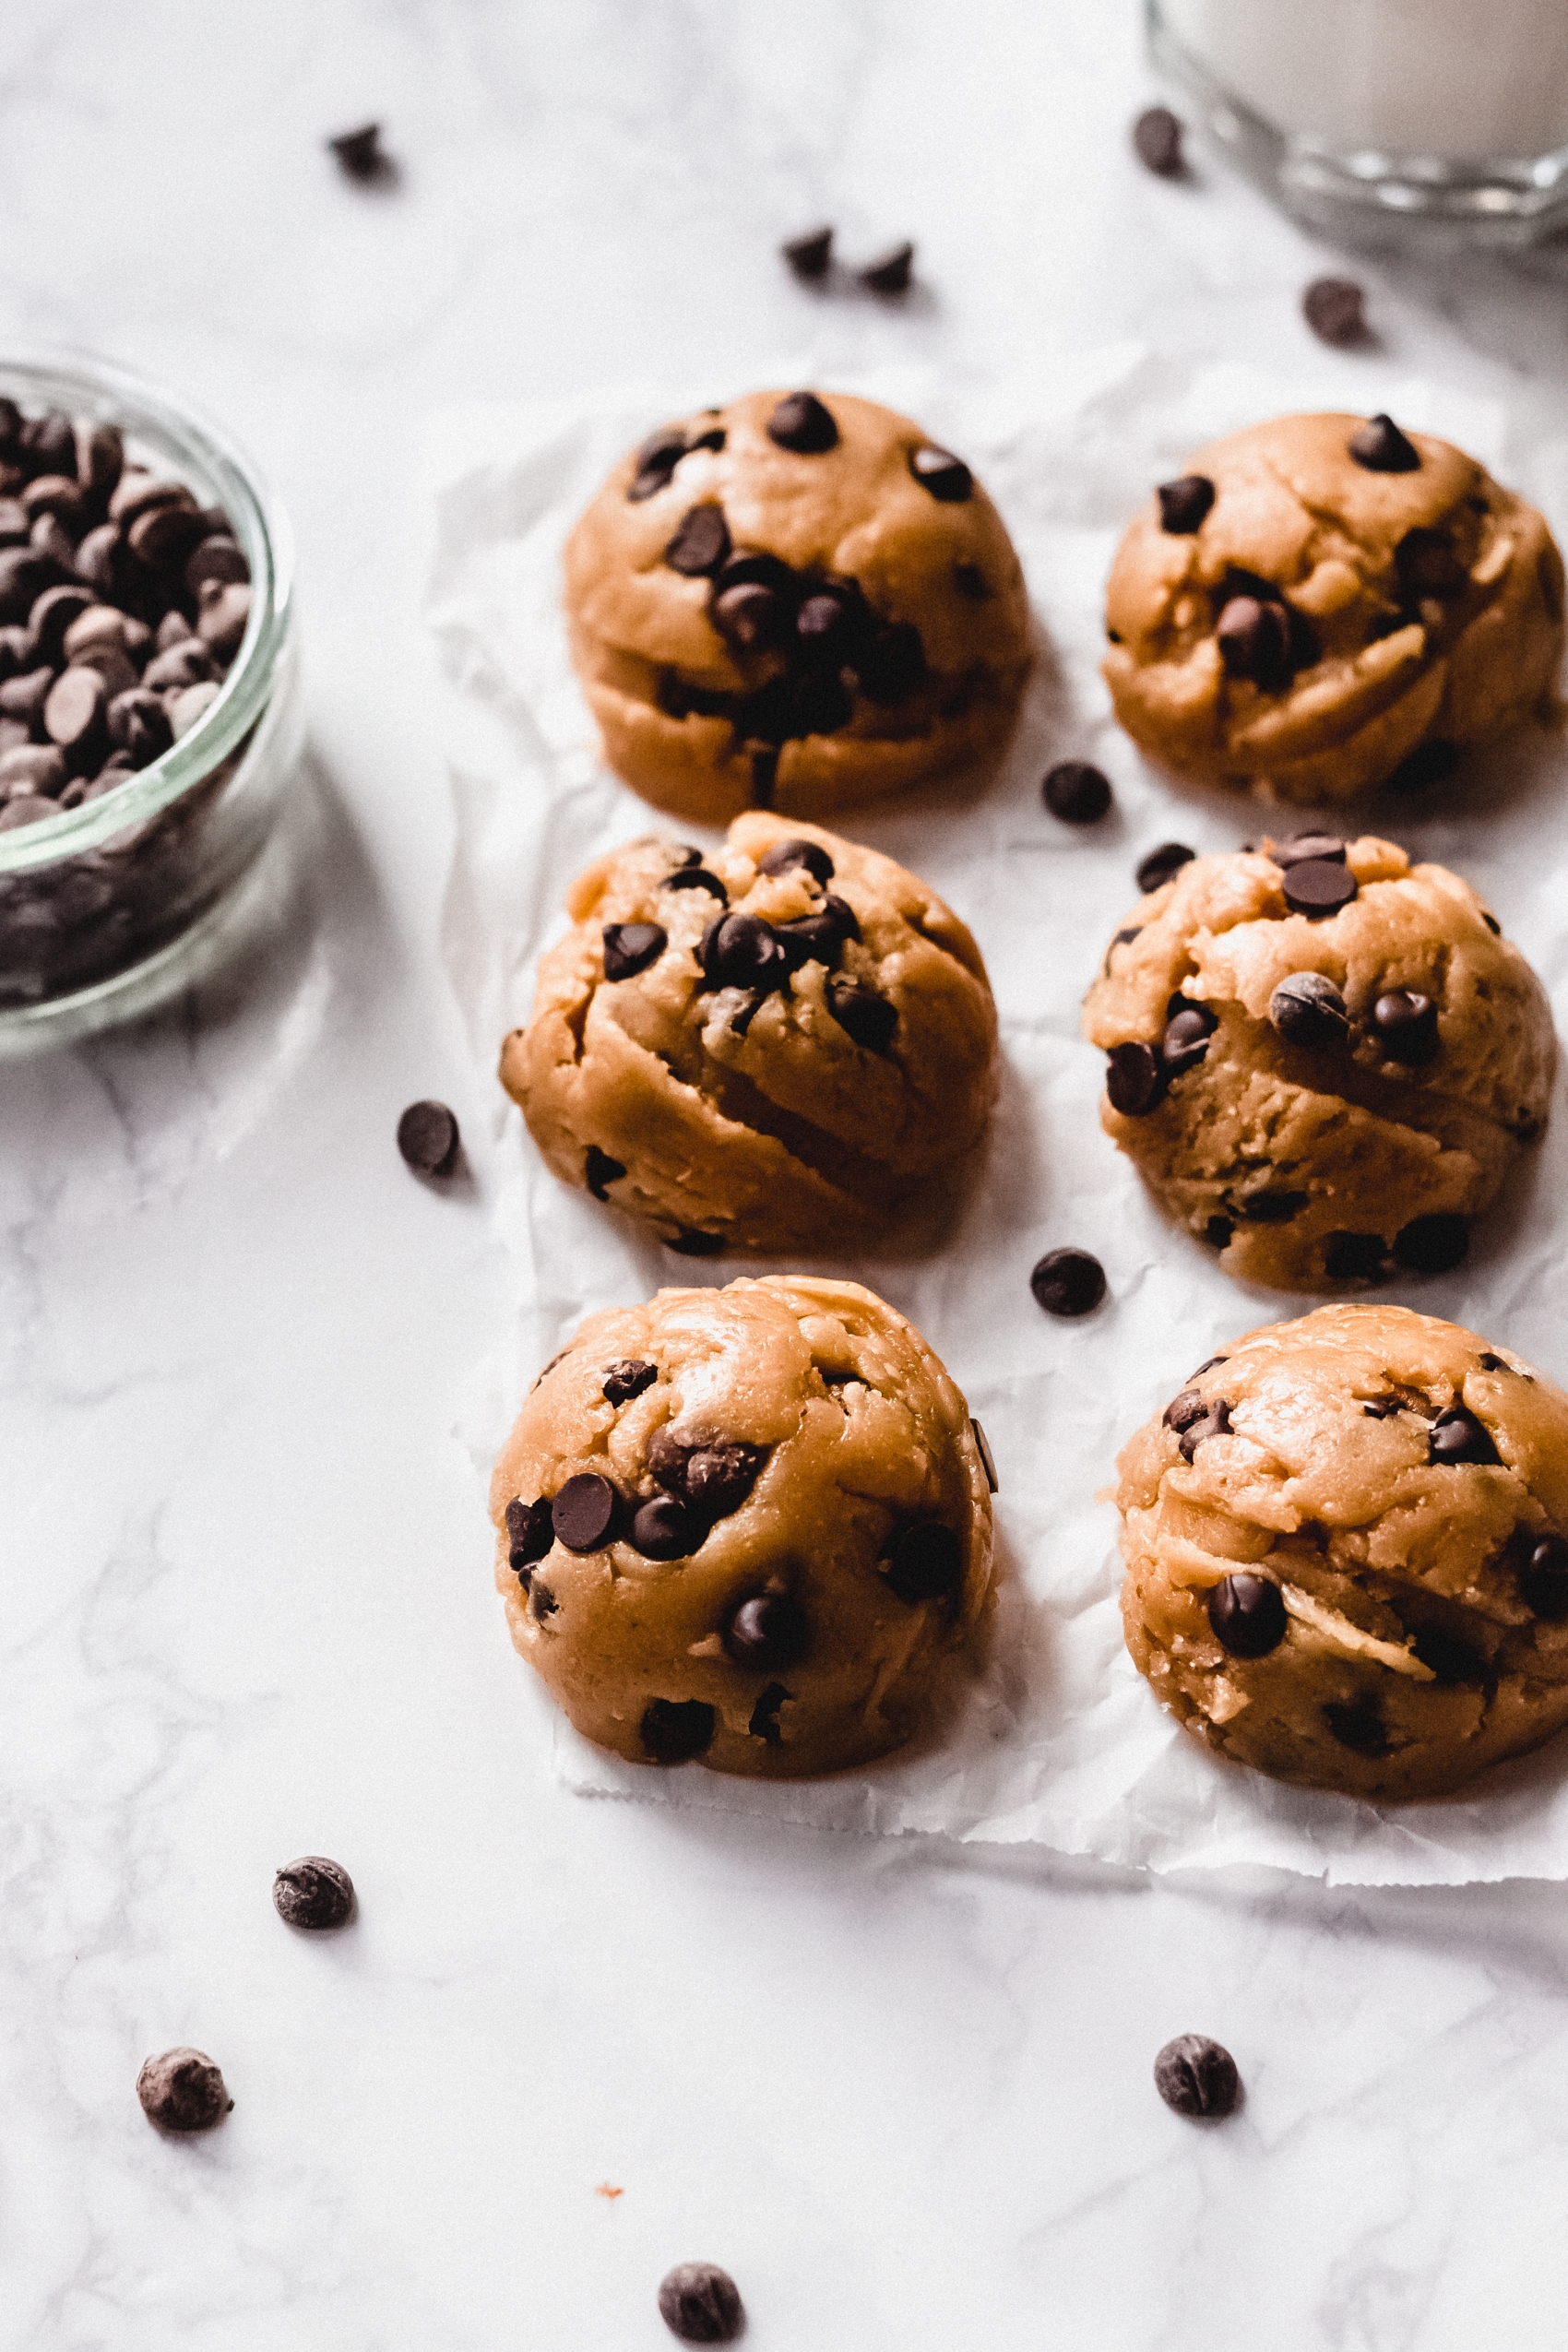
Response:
[1270,971,1349,1050]
[640,1700,716,1764]
[584,1146,625,1201]
[1206,1573,1287,1657]
[1153,2035,1239,2118]
[1518,1534,1568,1620]
[658,2261,744,2342]
[505,1495,554,1574]
[1302,276,1367,347]
[1136,841,1194,894]
[530,1580,558,1620]
[1410,1624,1483,1684]
[781,225,833,280]
[43,667,106,761]
[1386,739,1457,794]
[1042,760,1112,824]
[851,619,925,702]
[1188,1355,1228,1378]
[667,1228,725,1256]
[602,921,667,980]
[106,687,172,765]
[909,445,972,503]
[0,794,58,832]
[0,549,54,624]
[767,392,838,455]
[648,1428,767,1521]
[0,666,53,728]
[1481,912,1501,936]
[1163,1388,1207,1431]
[711,579,789,653]
[142,639,216,693]
[1324,1700,1387,1753]
[749,1682,790,1742]
[1217,594,1296,691]
[137,2049,231,2133]
[1106,1041,1165,1115]
[756,836,834,884]
[1162,1001,1217,1075]
[19,409,76,475]
[29,581,93,659]
[1156,474,1215,534]
[629,429,689,503]
[1372,989,1439,1064]
[185,534,248,592]
[1133,104,1184,176]
[775,897,857,969]
[1349,413,1420,473]
[1429,1405,1500,1467]
[552,1473,622,1553]
[602,1359,658,1407]
[1283,859,1358,919]
[327,122,391,182]
[885,1521,963,1604]
[687,428,726,458]
[701,910,790,992]
[1393,1213,1467,1274]
[826,978,897,1052]
[1179,1400,1231,1460]
[1362,1396,1403,1418]
[790,590,854,665]
[1272,832,1346,867]
[1326,1232,1388,1282]
[396,1099,460,1177]
[662,866,728,902]
[664,505,731,577]
[724,1591,808,1671]
[1396,527,1466,600]
[971,1418,999,1493]
[954,562,990,600]
[1030,1247,1107,1317]
[629,1495,702,1561]
[1204,1216,1233,1252]
[272,1856,355,1930]
[861,241,914,295]
[1240,1189,1307,1223]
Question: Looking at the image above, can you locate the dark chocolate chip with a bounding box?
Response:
[1302,276,1367,347]
[1410,1625,1483,1684]
[1481,912,1501,936]
[1396,527,1467,600]
[711,580,790,653]
[1153,2035,1239,2119]
[397,1099,460,1177]
[1188,1356,1227,1379]
[1393,1213,1467,1274]
[885,1521,963,1604]
[1156,475,1215,534]
[1519,1534,1568,1621]
[1218,594,1295,691]
[106,687,172,765]
[602,1359,658,1408]
[861,242,914,295]
[662,866,729,902]
[658,2261,744,2342]
[628,429,690,503]
[1240,1189,1308,1223]
[1106,1041,1165,1115]
[1386,739,1457,795]
[1479,1354,1503,1372]
[1429,1405,1500,1467]
[1178,1400,1231,1460]
[602,921,667,980]
[1031,1247,1107,1318]
[505,1495,554,1574]
[794,588,863,661]
[185,534,248,591]
[715,549,797,600]
[781,225,833,280]
[0,547,58,624]
[851,619,925,702]
[667,1228,725,1256]
[272,1856,355,1930]
[1162,1002,1218,1075]
[1324,1700,1387,1754]
[767,392,838,455]
[664,505,731,577]
[1272,832,1346,867]
[1136,841,1194,894]
[0,666,53,728]
[756,836,834,884]
[1283,859,1358,919]
[629,1495,702,1561]
[1204,1217,1233,1252]
[43,666,106,760]
[29,582,93,659]
[774,898,857,969]
[1043,760,1112,824]
[640,1700,716,1765]
[749,1682,791,1742]
[1325,1232,1389,1282]
[1349,413,1420,473]
[137,2049,231,2133]
[1206,1574,1287,1658]
[552,1472,622,1552]
[530,1580,558,1620]
[584,1146,626,1201]
[327,122,390,182]
[954,561,990,600]
[971,1418,999,1493]
[1133,104,1184,176]
[826,978,897,1052]
[1361,1396,1403,1418]
[701,909,790,992]
[909,445,972,503]
[1163,1389,1207,1431]
[1372,989,1439,1064]
[19,409,76,474]
[1270,971,1349,1051]
[724,1591,808,1671]
[648,1428,767,1520]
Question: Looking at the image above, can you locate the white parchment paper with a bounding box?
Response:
[426,349,1568,1884]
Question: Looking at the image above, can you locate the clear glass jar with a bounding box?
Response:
[1148,0,1568,243]
[0,350,300,1028]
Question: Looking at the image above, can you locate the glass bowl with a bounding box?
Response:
[0,349,300,1026]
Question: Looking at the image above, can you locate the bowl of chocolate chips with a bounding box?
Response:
[0,350,299,1021]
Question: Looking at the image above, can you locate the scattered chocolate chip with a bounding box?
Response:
[641,1700,716,1764]
[602,921,667,981]
[1030,1247,1107,1318]
[137,2048,231,2133]
[1272,832,1346,867]
[711,579,789,653]
[272,1856,355,1930]
[1156,475,1215,534]
[1429,1405,1500,1467]
[1519,1534,1568,1620]
[781,225,834,280]
[505,1496,554,1574]
[971,1419,999,1492]
[1302,276,1367,346]
[397,1099,460,1178]
[662,866,729,902]
[767,392,838,455]
[1270,971,1349,1051]
[667,1228,725,1256]
[1349,413,1420,473]
[909,445,972,503]
[603,1360,658,1408]
[1162,1001,1218,1075]
[701,909,790,992]
[724,1591,808,1671]
[1386,739,1457,795]
[1106,1040,1165,1115]
[552,1472,622,1553]
[658,2261,744,2343]
[757,836,834,884]
[1372,989,1439,1064]
[1043,760,1112,824]
[749,1682,791,1742]
[629,1495,702,1561]
[1136,841,1194,894]
[885,1521,963,1604]
[1206,1573,1287,1658]
[826,977,897,1052]
[1133,104,1184,176]
[1153,2035,1239,2118]
[1283,859,1358,919]
[1324,1700,1386,1753]
[1179,1400,1231,1460]
[1326,1232,1388,1282]
[584,1146,626,1201]
[1393,1213,1467,1274]
[327,122,390,182]
[664,505,731,578]
[861,242,914,296]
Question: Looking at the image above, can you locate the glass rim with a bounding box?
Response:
[0,344,294,875]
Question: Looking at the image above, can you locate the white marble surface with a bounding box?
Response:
[8,4,1568,2346]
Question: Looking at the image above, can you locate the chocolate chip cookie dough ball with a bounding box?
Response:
[1117,1304,1568,1800]
[490,1276,994,1777]
[1082,833,1554,1291]
[1103,412,1564,804]
[501,813,998,1255]
[564,389,1031,824]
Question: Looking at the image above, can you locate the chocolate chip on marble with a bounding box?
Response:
[137,2048,232,2133]
[700,909,790,992]
[971,1418,999,1493]
[1283,859,1358,919]
[272,1856,355,1930]
[1206,1573,1287,1658]
[603,1359,658,1408]
[552,1473,623,1553]
[1178,1400,1231,1461]
[107,687,172,766]
[664,504,731,577]
[826,977,897,1052]
[1349,414,1420,473]
[861,241,915,295]
[1518,1534,1568,1620]
[885,1521,963,1604]
[1105,1040,1165,1116]
[1162,1000,1217,1075]
[602,921,667,981]
[1042,760,1112,824]
[781,225,834,280]
[1156,474,1215,534]
[1133,103,1184,175]
[629,1495,702,1561]
[1386,739,1457,795]
[1272,832,1346,867]
[1429,1404,1501,1467]
[1372,989,1439,1064]
[505,1495,554,1574]
[767,392,838,455]
[1135,841,1194,894]
[724,1591,808,1671]
[1324,1699,1387,1753]
[327,121,391,182]
[1303,275,1368,347]
[640,1700,716,1764]
[661,865,728,902]
[1153,2035,1240,2118]
[1270,971,1349,1051]
[749,1682,791,1742]
[397,1099,460,1177]
[1393,1213,1468,1275]
[711,579,790,653]
[909,445,972,503]
[658,2261,744,2343]
[584,1145,625,1201]
[757,836,834,884]
[1030,1247,1107,1318]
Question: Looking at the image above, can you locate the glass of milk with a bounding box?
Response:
[1148,0,1568,240]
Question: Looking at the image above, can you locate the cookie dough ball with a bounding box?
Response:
[1082,832,1554,1291]
[489,1276,994,1777]
[1103,411,1564,804]
[564,389,1031,825]
[502,812,998,1254]
[1117,1303,1568,1800]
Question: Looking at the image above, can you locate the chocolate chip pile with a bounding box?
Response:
[0,397,250,833]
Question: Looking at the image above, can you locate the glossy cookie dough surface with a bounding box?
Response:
[1082,833,1555,1291]
[1116,1304,1568,1801]
[502,812,998,1255]
[489,1276,994,1777]
[1103,410,1564,804]
[564,388,1031,824]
